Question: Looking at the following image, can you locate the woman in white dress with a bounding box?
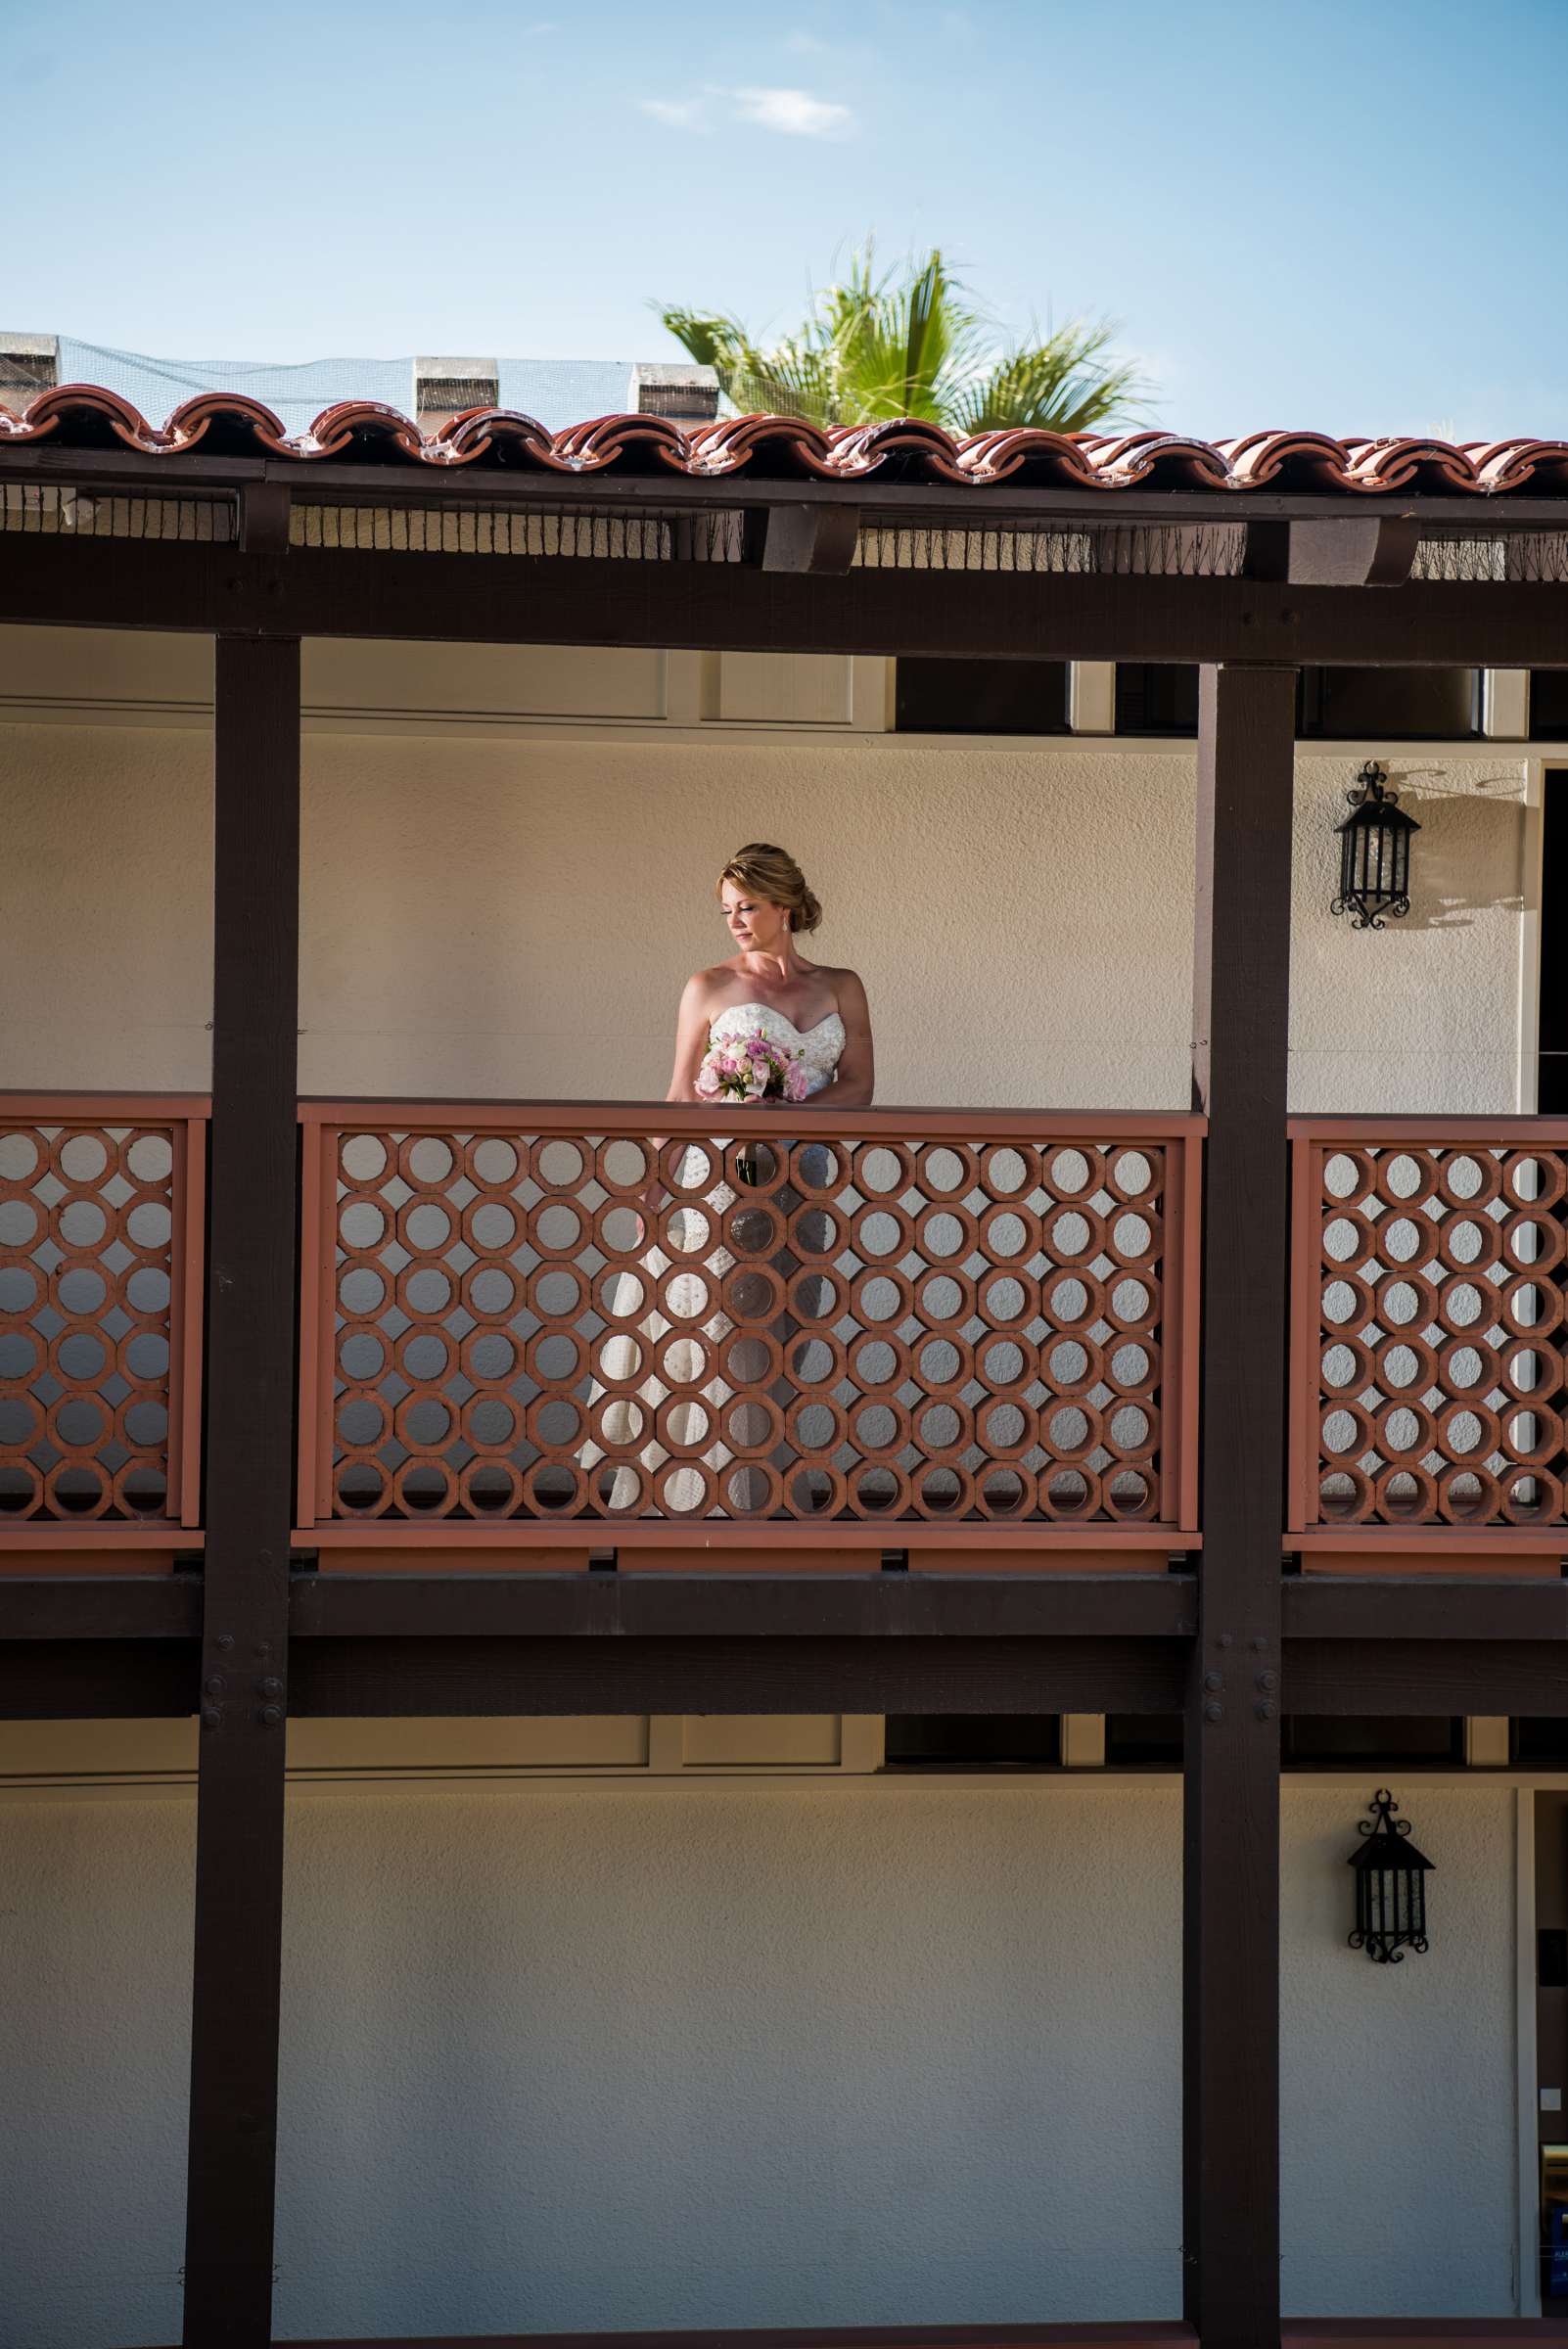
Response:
[579,844,874,1518]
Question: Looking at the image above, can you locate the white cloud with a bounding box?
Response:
[638,84,855,139]
[639,95,709,131]
[730,85,854,137]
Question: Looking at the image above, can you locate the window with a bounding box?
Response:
[1296,667,1480,741]
[1531,673,1568,738]
[1281,1716,1463,1769]
[894,657,1070,735]
[1115,665,1199,736]
[1100,1716,1465,1769]
[1514,1721,1568,1767]
[1112,665,1481,740]
[1104,1715,1182,1769]
[882,1714,1061,1770]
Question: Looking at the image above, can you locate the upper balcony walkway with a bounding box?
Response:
[7,1090,1568,1589]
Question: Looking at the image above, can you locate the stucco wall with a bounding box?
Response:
[0,1773,1524,2345]
[0,701,1532,1113]
[1279,1781,1519,2318]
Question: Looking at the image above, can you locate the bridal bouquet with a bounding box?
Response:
[696,1031,810,1105]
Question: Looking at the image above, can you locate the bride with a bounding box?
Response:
[578,843,873,1518]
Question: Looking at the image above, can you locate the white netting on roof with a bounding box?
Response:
[53,341,639,435]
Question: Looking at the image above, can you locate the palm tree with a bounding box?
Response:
[658,244,1146,436]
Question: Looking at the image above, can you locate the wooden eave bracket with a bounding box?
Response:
[240,482,292,552]
[757,501,862,576]
[1243,514,1420,587]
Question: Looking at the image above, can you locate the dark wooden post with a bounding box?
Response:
[1184,662,1297,2349]
[182,634,300,2347]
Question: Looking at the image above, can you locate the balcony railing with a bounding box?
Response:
[1289,1117,1568,1576]
[297,1101,1204,1572]
[0,1094,207,1564]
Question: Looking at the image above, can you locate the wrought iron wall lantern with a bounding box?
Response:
[1332,760,1420,930]
[1348,1788,1434,1963]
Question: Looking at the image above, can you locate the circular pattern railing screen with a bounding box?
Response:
[0,1122,182,1520]
[1308,1141,1568,1528]
[325,1125,1176,1526]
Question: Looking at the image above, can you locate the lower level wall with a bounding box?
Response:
[0,1774,1519,2346]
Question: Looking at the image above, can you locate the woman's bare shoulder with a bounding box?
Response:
[684,958,742,998]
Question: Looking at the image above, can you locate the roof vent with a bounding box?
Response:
[412,354,499,435]
[628,363,720,424]
[0,332,58,413]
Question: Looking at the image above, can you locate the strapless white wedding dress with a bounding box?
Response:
[578,1003,846,1517]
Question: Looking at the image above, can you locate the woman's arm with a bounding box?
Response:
[665,974,714,1103]
[823,969,875,1108]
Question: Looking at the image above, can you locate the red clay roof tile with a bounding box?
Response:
[4,384,1568,497]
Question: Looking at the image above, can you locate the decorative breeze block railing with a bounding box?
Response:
[0,1098,206,1528]
[299,1104,1201,1552]
[1290,1120,1568,1544]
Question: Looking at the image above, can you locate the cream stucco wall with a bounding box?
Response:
[1279,1781,1519,2317]
[0,669,1537,1113]
[0,1772,1524,2346]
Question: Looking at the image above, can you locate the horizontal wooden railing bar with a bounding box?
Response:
[300,1101,1200,1568]
[147,2326,1198,2349]
[19,436,1568,530]
[1284,2326,1568,2344]
[290,1570,1200,1640]
[250,2328,1200,2349]
[8,539,1568,668]
[286,1632,1189,1718]
[302,1099,1207,1136]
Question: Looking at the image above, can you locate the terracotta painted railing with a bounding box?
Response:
[1289,1117,1568,1575]
[297,1101,1204,1571]
[0,1094,207,1567]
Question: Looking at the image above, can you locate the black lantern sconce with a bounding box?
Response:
[1348,1788,1434,1964]
[1332,761,1420,931]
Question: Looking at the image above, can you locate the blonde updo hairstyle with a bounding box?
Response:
[716,842,822,936]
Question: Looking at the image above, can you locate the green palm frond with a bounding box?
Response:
[657,246,1148,436]
[951,320,1146,437]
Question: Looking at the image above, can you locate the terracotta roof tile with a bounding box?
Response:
[5,384,1568,498]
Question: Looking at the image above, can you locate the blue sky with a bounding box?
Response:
[10,0,1566,437]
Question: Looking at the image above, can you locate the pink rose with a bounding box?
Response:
[785,1066,809,1103]
[695,1062,721,1098]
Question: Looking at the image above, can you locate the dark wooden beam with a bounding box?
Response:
[6,538,1568,667]
[0,1574,205,1639]
[1244,516,1420,587]
[0,1638,199,1717]
[181,637,300,2349]
[287,1635,1186,1719]
[760,503,862,575]
[1284,1576,1568,1642]
[1184,664,1297,2349]
[1284,1637,1568,1716]
[289,1573,1198,1642]
[239,481,291,551]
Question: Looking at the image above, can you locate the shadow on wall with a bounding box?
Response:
[1386,770,1526,932]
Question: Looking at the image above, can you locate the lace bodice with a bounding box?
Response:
[709,1001,845,1097]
